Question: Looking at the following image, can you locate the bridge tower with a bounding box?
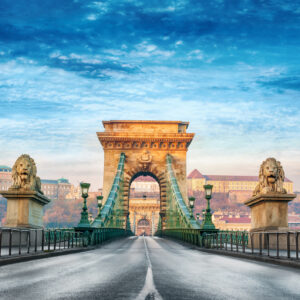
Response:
[97,120,194,228]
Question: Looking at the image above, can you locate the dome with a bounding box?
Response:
[58,178,69,184]
[0,165,12,172]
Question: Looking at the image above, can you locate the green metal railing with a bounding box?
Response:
[0,228,85,257]
[156,228,249,251]
[90,228,132,245]
[218,230,249,247]
[0,227,133,258]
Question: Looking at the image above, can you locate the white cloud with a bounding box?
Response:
[175,40,183,46]
[86,14,98,21]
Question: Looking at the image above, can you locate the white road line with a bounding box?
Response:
[135,236,163,300]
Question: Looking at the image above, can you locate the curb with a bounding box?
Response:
[0,247,95,267]
[162,237,300,270]
[0,235,129,267]
[195,247,300,269]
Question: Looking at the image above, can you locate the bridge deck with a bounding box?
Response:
[0,237,300,300]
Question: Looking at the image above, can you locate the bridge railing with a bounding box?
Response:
[90,228,132,245]
[0,228,85,258]
[158,228,300,261]
[0,227,133,258]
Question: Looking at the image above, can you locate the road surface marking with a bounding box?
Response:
[135,236,163,300]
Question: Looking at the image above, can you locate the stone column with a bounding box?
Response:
[0,154,51,229]
[1,190,50,228]
[245,193,295,231]
[244,157,296,249]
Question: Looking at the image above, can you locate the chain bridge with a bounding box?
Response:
[1,120,300,300]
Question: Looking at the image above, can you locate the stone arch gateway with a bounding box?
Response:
[97,120,194,225]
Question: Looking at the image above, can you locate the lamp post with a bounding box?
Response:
[201,184,216,231]
[77,182,91,228]
[188,196,195,218]
[196,213,200,222]
[97,195,103,218]
[91,195,104,228]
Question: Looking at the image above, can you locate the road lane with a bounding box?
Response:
[0,237,147,300]
[0,236,300,300]
[147,237,300,300]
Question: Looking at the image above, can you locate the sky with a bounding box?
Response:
[0,0,300,191]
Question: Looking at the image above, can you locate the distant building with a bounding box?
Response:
[130,176,160,198]
[0,166,76,200]
[0,165,13,191]
[212,212,252,231]
[188,169,293,194]
[131,176,159,193]
[41,178,73,200]
[288,213,300,230]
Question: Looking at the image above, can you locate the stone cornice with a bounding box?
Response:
[97,132,194,139]
[129,205,160,210]
[97,132,194,150]
[244,193,296,207]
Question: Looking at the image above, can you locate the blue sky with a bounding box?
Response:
[0,0,300,191]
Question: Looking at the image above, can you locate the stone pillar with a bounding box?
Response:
[245,194,296,250]
[244,157,296,249]
[0,154,51,230]
[1,190,50,228]
[245,194,295,231]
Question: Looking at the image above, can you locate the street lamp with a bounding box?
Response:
[77,182,91,228]
[204,184,213,200]
[201,184,216,231]
[97,195,103,218]
[81,182,90,198]
[188,196,195,218]
[196,213,200,221]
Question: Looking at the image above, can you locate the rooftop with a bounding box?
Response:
[187,169,205,179]
[101,120,190,134]
[220,216,251,223]
[187,169,292,183]
[41,179,58,184]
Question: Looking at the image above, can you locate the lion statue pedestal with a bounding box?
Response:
[245,193,295,231]
[0,154,50,229]
[1,190,50,228]
[245,157,296,249]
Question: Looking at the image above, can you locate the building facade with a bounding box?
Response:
[0,165,13,191]
[129,197,160,236]
[0,166,76,201]
[131,176,160,193]
[188,169,293,193]
[41,178,74,200]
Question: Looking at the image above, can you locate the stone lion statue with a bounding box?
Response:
[253,157,286,196]
[9,154,43,194]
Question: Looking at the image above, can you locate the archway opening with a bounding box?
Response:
[137,219,151,236]
[129,173,160,236]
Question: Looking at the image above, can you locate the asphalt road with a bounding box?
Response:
[0,236,300,300]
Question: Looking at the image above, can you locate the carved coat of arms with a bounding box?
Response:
[138,150,152,171]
